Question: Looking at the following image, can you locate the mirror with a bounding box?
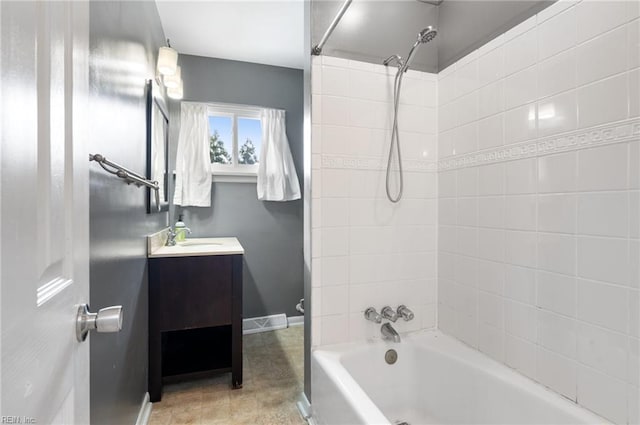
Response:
[146,79,169,213]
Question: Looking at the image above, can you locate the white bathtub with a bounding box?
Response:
[311,331,607,425]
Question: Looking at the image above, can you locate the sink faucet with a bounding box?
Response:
[165,229,178,246]
[381,322,401,343]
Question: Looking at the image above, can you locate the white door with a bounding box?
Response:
[1,1,91,423]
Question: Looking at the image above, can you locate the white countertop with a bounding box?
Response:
[148,236,244,258]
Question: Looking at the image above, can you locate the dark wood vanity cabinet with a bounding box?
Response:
[148,254,243,402]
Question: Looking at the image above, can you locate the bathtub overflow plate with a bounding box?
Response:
[385,349,398,365]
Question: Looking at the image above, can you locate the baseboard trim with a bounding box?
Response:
[243,314,305,334]
[296,392,313,424]
[134,392,152,425]
[288,315,304,327]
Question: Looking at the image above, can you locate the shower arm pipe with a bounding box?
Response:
[89,153,161,211]
[312,0,353,56]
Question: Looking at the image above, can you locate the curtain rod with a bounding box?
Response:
[181,100,286,113]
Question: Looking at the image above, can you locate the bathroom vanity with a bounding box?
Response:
[147,234,244,402]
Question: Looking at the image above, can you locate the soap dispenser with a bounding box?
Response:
[175,214,188,242]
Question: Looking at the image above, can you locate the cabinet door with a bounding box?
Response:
[150,256,233,330]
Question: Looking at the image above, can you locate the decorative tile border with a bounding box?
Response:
[321,154,438,172]
[439,118,640,171]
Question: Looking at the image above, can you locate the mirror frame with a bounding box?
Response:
[146,79,170,213]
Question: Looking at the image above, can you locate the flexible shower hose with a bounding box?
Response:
[386,68,405,203]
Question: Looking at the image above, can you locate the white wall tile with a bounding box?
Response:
[322,65,349,97]
[537,90,578,137]
[505,265,536,304]
[577,74,628,128]
[577,192,628,237]
[321,285,348,316]
[321,198,349,227]
[538,49,577,98]
[577,236,629,286]
[629,19,640,70]
[321,314,349,345]
[506,158,537,194]
[505,66,538,110]
[322,169,350,197]
[506,335,537,379]
[577,366,628,425]
[538,6,577,60]
[504,103,537,144]
[479,163,505,195]
[478,323,505,362]
[578,278,629,333]
[457,227,479,257]
[504,28,538,76]
[321,227,349,257]
[457,167,479,196]
[457,198,478,227]
[505,195,537,231]
[537,347,577,400]
[478,114,505,149]
[478,45,505,86]
[321,256,349,286]
[538,194,577,234]
[577,322,628,381]
[505,300,537,342]
[538,233,576,276]
[537,270,577,317]
[505,230,537,268]
[478,228,505,262]
[321,95,350,126]
[479,80,505,118]
[478,196,505,228]
[577,143,628,192]
[456,59,479,98]
[576,0,632,43]
[631,69,640,118]
[538,151,576,193]
[537,309,577,358]
[576,26,628,86]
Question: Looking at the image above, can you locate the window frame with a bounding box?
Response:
[207,103,262,182]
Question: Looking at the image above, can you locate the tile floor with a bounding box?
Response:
[148,326,306,425]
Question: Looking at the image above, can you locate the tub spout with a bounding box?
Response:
[381,322,401,343]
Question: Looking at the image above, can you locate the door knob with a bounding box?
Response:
[76,304,123,342]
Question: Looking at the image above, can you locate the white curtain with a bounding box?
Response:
[173,103,212,207]
[257,109,301,201]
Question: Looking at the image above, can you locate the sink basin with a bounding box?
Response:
[148,236,244,258]
[179,240,223,247]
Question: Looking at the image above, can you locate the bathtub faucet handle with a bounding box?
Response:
[397,305,414,321]
[381,306,398,322]
[364,307,383,324]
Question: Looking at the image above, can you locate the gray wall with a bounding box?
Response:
[169,55,304,318]
[89,2,167,424]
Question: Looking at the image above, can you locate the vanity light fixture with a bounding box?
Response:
[164,65,181,89]
[167,79,183,100]
[157,39,178,76]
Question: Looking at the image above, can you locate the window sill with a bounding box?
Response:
[171,170,257,184]
[212,172,257,184]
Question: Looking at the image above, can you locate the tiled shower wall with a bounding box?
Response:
[310,56,438,346]
[437,1,639,423]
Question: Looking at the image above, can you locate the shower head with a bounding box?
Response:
[401,26,437,72]
[417,26,438,44]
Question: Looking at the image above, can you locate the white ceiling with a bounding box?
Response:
[155,1,305,70]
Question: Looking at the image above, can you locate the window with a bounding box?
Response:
[208,104,262,181]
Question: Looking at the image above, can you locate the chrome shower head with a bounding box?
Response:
[417,26,438,44]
